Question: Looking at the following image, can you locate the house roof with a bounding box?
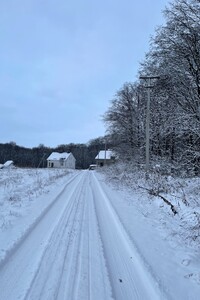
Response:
[4,160,14,167]
[47,152,71,161]
[95,150,115,160]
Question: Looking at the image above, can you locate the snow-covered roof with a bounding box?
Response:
[95,150,115,160]
[4,160,14,167]
[47,152,71,161]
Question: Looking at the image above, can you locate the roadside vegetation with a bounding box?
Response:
[99,161,200,251]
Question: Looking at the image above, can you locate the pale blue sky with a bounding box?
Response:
[0,0,169,148]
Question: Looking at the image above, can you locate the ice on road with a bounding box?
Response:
[0,171,164,300]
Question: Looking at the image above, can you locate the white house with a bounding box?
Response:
[47,152,76,169]
[95,150,116,167]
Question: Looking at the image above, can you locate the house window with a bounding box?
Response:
[60,158,64,166]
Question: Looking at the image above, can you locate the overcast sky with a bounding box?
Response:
[0,0,169,148]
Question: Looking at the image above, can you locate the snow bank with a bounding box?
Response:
[97,162,200,298]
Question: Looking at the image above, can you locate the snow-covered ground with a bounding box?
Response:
[100,163,200,299]
[0,168,77,262]
[0,166,200,299]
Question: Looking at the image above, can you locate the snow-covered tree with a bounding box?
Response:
[104,83,144,161]
[138,0,200,174]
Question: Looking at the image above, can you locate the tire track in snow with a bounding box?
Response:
[26,173,87,299]
[27,172,113,300]
[0,171,80,268]
[0,172,84,300]
[91,172,165,300]
[72,174,113,300]
[52,175,88,299]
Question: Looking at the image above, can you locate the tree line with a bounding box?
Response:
[0,137,110,169]
[103,0,200,176]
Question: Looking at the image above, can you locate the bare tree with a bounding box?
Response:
[104,83,144,161]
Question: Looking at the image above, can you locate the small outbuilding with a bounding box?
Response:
[95,150,116,167]
[3,160,14,168]
[47,152,76,169]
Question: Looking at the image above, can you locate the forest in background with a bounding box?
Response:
[0,137,110,169]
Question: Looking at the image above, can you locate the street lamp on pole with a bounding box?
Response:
[139,75,160,174]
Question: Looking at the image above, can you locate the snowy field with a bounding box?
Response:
[0,168,76,262]
[0,166,200,299]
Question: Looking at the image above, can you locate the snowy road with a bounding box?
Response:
[0,171,163,300]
